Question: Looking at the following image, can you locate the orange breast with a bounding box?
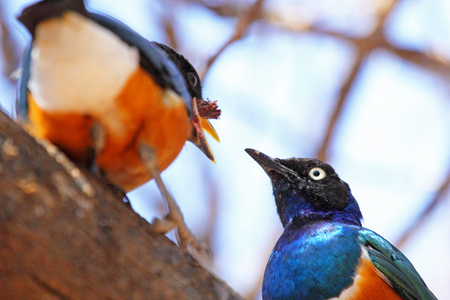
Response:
[25,67,191,192]
[95,67,191,191]
[339,256,402,300]
[26,94,94,163]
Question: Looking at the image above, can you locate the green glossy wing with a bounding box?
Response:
[358,228,437,300]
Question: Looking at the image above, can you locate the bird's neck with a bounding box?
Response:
[275,191,363,228]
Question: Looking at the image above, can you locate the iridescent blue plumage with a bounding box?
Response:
[263,221,362,299]
[246,149,437,300]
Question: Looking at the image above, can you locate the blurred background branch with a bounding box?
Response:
[0,3,21,85]
[396,166,450,248]
[200,0,265,79]
[160,0,179,49]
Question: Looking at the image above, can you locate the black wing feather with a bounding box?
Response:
[16,43,32,122]
[89,12,192,117]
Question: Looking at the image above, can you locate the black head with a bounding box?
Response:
[154,42,202,100]
[246,149,362,227]
[18,0,88,37]
[153,42,217,162]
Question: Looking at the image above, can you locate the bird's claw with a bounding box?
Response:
[139,144,211,255]
[150,216,176,233]
[151,215,210,256]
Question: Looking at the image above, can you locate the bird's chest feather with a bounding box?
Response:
[94,68,191,191]
[25,12,191,191]
[263,223,401,300]
[263,222,362,300]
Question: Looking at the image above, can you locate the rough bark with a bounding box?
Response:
[0,110,242,300]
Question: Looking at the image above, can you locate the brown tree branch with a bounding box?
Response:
[189,0,247,18]
[383,43,450,78]
[162,16,178,50]
[193,0,450,81]
[200,0,265,79]
[0,5,22,82]
[396,166,450,248]
[160,1,179,49]
[199,165,220,250]
[261,3,450,80]
[312,28,386,162]
[316,49,367,162]
[375,0,400,27]
[313,0,400,161]
[0,110,242,299]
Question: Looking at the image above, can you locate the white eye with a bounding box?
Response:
[309,167,326,180]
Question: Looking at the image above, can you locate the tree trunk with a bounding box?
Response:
[0,110,242,300]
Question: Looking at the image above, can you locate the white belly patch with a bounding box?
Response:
[28,11,139,115]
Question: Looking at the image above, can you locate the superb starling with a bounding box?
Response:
[16,0,220,249]
[246,148,437,300]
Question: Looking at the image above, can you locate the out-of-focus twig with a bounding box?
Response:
[396,166,450,248]
[316,49,367,162]
[313,0,400,161]
[160,0,179,49]
[0,7,22,82]
[195,0,447,163]
[199,162,219,249]
[315,26,384,161]
[382,43,450,79]
[244,227,281,300]
[161,15,178,49]
[269,20,450,79]
[375,0,399,26]
[188,0,247,18]
[196,0,450,80]
[200,0,265,79]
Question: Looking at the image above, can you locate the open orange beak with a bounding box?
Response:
[188,98,219,163]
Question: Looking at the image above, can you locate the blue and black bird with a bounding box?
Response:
[246,149,437,300]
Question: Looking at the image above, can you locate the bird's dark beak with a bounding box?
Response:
[189,98,216,163]
[245,148,297,178]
